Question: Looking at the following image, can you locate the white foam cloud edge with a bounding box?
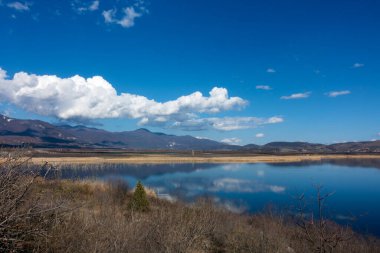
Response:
[0,68,284,131]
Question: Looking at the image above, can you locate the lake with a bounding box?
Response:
[56,159,380,236]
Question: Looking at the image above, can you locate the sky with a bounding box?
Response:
[0,0,379,145]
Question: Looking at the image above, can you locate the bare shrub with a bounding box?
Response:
[107,178,129,205]
[0,150,66,252]
[295,185,355,253]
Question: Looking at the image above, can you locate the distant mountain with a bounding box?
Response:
[0,114,379,153]
[242,141,380,154]
[327,141,380,153]
[262,142,327,153]
[0,115,237,150]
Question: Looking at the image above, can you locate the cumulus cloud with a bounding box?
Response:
[267,68,276,73]
[255,133,264,138]
[221,138,241,145]
[102,6,142,28]
[352,63,364,68]
[281,92,311,100]
[0,68,276,131]
[256,85,272,90]
[0,68,285,131]
[7,1,30,11]
[326,90,351,97]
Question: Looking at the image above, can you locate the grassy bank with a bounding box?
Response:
[1,152,379,252]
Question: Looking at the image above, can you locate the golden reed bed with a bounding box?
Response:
[31,154,380,165]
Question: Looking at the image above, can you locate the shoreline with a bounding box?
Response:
[31,154,380,164]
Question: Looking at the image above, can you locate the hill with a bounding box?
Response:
[1,114,379,153]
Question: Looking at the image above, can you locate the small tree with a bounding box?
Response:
[128,181,150,212]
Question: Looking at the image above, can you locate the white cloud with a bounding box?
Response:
[256,85,272,90]
[326,90,351,97]
[281,92,311,100]
[7,1,30,11]
[195,136,211,140]
[118,7,141,27]
[267,68,276,73]
[103,6,142,28]
[221,138,241,145]
[170,116,283,131]
[102,9,114,23]
[266,117,283,123]
[255,133,264,138]
[352,63,364,68]
[76,0,99,12]
[0,68,254,130]
[89,0,99,11]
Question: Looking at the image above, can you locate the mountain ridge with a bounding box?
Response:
[0,115,237,150]
[0,114,379,153]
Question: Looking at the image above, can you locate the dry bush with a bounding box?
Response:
[107,178,130,205]
[47,196,222,252]
[44,185,380,253]
[0,150,68,252]
[293,186,355,253]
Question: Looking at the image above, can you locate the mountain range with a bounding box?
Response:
[0,114,379,153]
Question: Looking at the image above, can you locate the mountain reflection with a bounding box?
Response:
[45,159,380,235]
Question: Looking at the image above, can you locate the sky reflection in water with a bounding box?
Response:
[59,159,380,236]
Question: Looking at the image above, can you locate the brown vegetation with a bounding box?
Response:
[0,151,379,252]
[30,153,380,165]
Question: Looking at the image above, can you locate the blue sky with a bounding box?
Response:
[0,0,379,145]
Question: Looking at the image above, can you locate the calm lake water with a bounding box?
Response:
[57,159,380,236]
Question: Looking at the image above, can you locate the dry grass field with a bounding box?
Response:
[30,153,380,165]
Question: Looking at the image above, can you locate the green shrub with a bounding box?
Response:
[128,181,149,211]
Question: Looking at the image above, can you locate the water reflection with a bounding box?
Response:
[267,158,380,169]
[54,163,214,180]
[54,159,380,236]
